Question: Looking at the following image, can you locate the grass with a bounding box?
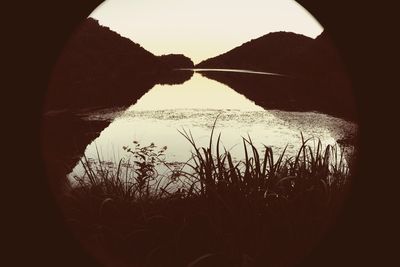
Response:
[62,120,355,267]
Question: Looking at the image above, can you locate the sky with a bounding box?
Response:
[90,0,323,64]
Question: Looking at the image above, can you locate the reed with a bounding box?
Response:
[62,121,354,267]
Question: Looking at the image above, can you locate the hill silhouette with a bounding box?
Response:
[197,32,314,74]
[197,31,347,78]
[46,18,193,111]
[43,18,194,191]
[196,31,356,120]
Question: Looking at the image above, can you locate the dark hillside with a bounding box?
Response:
[46,18,193,111]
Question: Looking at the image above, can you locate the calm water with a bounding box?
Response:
[70,71,357,180]
[181,68,286,76]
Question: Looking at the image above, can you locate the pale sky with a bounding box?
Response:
[90,0,323,64]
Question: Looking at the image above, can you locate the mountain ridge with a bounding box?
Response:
[196,31,315,75]
[46,18,194,111]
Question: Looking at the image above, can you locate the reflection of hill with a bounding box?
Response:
[197,31,356,121]
[199,71,354,120]
[46,18,193,111]
[42,112,110,192]
[156,70,194,85]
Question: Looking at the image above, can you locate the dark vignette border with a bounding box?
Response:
[8,0,391,266]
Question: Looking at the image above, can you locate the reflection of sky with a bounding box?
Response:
[90,0,323,64]
[70,74,357,179]
[130,73,263,111]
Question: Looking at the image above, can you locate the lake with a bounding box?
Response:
[68,70,357,182]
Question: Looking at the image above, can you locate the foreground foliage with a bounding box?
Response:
[63,124,354,267]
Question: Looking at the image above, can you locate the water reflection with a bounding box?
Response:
[184,68,285,76]
[131,73,263,111]
[70,72,357,180]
